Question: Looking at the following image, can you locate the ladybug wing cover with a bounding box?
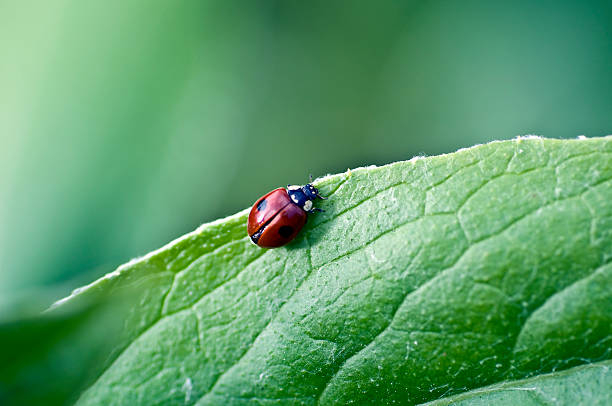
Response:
[256,203,307,248]
[247,188,292,236]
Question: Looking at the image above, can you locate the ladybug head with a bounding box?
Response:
[287,182,327,213]
[302,183,320,199]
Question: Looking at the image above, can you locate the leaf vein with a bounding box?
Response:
[511,259,612,355]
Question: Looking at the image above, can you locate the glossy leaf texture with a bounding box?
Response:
[52,136,611,405]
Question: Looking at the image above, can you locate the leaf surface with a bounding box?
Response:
[52,137,611,405]
[426,360,612,406]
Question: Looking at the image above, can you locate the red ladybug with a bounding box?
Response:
[248,182,326,248]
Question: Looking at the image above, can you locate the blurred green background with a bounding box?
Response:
[1,0,611,311]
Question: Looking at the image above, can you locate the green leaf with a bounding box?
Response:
[426,359,612,405]
[48,137,612,405]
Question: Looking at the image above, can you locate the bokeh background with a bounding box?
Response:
[1,0,611,313]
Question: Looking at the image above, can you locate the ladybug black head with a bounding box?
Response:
[286,182,327,213]
[302,183,319,200]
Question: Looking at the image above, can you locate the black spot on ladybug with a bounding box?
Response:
[257,199,267,211]
[278,225,293,238]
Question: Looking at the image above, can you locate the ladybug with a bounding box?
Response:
[248,181,327,248]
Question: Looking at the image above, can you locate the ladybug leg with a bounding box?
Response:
[316,193,328,200]
[311,207,325,213]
